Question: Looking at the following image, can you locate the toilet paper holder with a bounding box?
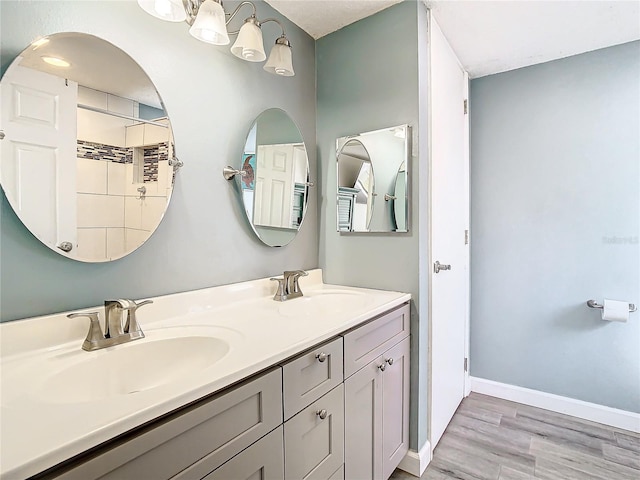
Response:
[587,300,637,313]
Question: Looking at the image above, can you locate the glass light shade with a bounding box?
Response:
[137,0,187,22]
[264,42,294,77]
[230,21,266,62]
[189,0,230,45]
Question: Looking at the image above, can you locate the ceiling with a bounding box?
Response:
[18,32,163,108]
[264,0,640,78]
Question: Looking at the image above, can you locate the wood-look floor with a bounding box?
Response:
[391,393,640,480]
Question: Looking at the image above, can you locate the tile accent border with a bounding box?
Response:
[397,440,431,477]
[470,376,640,433]
[77,140,132,164]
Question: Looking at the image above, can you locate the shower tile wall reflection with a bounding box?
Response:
[75,86,172,261]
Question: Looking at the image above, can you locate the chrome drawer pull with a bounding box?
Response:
[316,409,328,420]
[316,352,327,363]
[386,358,394,366]
[378,363,386,372]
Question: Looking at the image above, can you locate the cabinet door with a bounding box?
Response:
[382,338,410,480]
[328,465,344,480]
[344,359,383,480]
[284,384,344,480]
[282,337,343,420]
[202,427,284,480]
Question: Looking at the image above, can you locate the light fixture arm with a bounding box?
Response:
[182,0,200,25]
[226,1,257,24]
[260,17,287,38]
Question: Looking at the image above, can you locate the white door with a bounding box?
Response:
[0,63,78,251]
[428,14,470,449]
[254,143,295,228]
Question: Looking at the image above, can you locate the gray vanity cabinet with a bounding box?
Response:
[343,304,411,480]
[39,303,409,480]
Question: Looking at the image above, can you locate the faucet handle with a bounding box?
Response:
[270,277,286,301]
[68,312,104,351]
[123,299,153,336]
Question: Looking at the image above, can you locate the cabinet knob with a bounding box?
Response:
[386,358,394,366]
[378,363,386,372]
[316,409,328,420]
[315,352,327,363]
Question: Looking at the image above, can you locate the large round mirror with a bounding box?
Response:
[336,138,375,232]
[239,109,310,247]
[0,33,178,262]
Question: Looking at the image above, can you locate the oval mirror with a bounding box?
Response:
[0,32,179,262]
[239,109,310,247]
[336,138,375,232]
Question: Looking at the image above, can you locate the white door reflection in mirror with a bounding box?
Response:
[239,109,310,247]
[0,65,78,250]
[0,33,179,262]
[336,125,410,233]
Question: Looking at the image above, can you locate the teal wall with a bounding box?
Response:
[0,0,318,321]
[470,41,640,412]
[317,1,429,450]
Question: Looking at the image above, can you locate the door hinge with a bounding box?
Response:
[464,358,468,372]
[464,229,469,245]
[463,99,468,115]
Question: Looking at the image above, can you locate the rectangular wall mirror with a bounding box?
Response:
[336,125,410,233]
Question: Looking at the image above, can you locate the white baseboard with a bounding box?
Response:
[397,441,431,477]
[470,376,640,433]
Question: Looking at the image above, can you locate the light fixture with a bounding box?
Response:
[189,0,229,45]
[138,0,295,76]
[231,16,265,62]
[137,0,186,22]
[41,56,70,68]
[264,36,294,76]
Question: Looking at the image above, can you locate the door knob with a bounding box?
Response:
[434,261,451,273]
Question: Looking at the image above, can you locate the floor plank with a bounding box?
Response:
[529,437,639,480]
[602,442,640,469]
[392,393,640,480]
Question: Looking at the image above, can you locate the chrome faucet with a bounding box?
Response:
[270,270,308,301]
[68,299,153,351]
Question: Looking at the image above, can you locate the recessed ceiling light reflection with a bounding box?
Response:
[41,56,71,68]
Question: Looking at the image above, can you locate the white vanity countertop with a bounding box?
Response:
[0,270,411,479]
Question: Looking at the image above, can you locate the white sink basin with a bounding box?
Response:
[33,327,236,404]
[277,290,373,317]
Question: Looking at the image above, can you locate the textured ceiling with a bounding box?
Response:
[265,0,640,78]
[264,0,403,39]
[427,0,640,78]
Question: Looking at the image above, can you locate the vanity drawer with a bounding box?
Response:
[282,337,343,420]
[284,384,344,480]
[51,368,282,480]
[343,303,410,378]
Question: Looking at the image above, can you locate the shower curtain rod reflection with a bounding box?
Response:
[77,104,169,127]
